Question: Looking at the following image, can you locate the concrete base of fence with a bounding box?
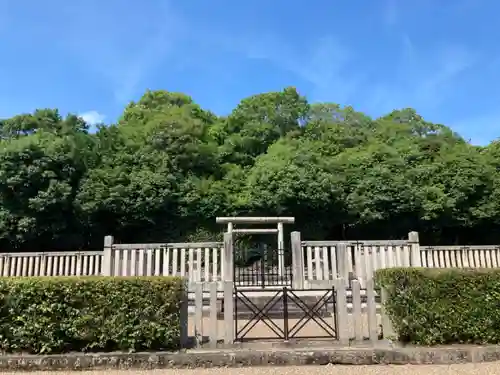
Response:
[2,343,500,371]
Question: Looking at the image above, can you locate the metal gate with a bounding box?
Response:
[234,245,293,288]
[234,286,337,342]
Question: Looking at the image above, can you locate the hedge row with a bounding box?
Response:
[376,268,500,345]
[0,276,185,354]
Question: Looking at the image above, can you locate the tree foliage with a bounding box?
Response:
[0,87,497,250]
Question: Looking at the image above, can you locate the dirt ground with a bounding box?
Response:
[15,363,500,375]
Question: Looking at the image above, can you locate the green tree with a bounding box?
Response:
[76,91,220,244]
[0,90,498,250]
[0,113,93,250]
[214,87,309,166]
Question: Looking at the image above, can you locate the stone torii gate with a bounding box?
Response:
[215,216,295,278]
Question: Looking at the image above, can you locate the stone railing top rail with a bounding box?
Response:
[112,242,223,250]
[420,245,500,251]
[301,240,410,247]
[0,250,103,258]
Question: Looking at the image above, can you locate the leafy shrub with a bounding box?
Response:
[376,268,500,345]
[0,276,185,354]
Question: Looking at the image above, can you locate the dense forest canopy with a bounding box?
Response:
[0,87,498,251]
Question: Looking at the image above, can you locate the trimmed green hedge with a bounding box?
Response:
[0,276,185,354]
[376,268,500,345]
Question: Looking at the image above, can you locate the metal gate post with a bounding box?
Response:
[283,286,289,341]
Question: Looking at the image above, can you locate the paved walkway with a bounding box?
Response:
[14,363,500,375]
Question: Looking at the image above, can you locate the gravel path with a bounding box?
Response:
[13,363,500,375]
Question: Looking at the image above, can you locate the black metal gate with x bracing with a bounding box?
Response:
[234,246,293,288]
[234,286,338,342]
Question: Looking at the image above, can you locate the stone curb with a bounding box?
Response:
[1,346,500,371]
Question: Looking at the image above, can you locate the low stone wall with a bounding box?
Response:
[1,345,500,371]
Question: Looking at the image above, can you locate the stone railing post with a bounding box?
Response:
[336,242,349,280]
[222,232,235,344]
[102,235,114,276]
[291,231,304,289]
[223,232,233,282]
[408,231,421,267]
[179,279,189,348]
[381,287,396,340]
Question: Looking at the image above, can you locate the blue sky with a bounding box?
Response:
[0,0,498,144]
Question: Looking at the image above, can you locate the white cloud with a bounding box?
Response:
[383,0,398,26]
[414,45,476,102]
[284,36,363,104]
[211,32,361,104]
[213,28,477,114]
[79,110,106,125]
[54,0,184,104]
[364,38,477,115]
[49,0,478,121]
